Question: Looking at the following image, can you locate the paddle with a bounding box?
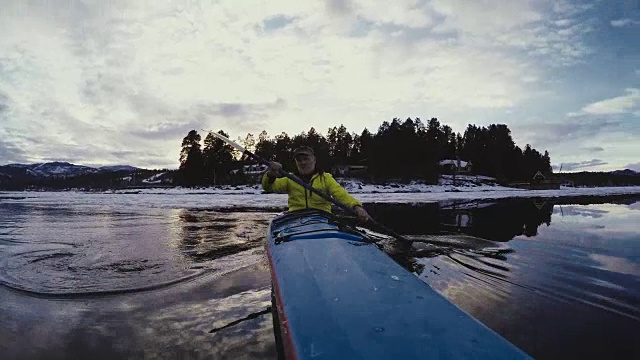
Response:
[202,129,413,243]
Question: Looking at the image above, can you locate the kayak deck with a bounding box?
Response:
[267,209,531,359]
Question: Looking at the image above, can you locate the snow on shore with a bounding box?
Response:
[1,179,639,210]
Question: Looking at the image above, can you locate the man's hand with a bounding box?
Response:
[353,205,371,224]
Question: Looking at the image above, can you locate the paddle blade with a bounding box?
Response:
[203,130,247,153]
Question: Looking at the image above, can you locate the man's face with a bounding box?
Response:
[295,154,316,175]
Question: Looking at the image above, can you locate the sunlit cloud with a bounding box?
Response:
[0,0,637,169]
[568,88,639,117]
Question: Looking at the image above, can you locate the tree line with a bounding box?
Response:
[177,117,553,186]
[559,171,640,187]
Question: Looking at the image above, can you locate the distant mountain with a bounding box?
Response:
[29,162,96,177]
[0,162,166,190]
[97,165,139,173]
[610,169,639,176]
[558,168,640,187]
[0,162,140,179]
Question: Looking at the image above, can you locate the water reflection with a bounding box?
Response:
[0,203,198,296]
[364,198,555,241]
[441,199,553,239]
[2,195,640,359]
[0,203,278,359]
[174,209,277,262]
[556,206,609,218]
[1,264,276,360]
[590,254,640,277]
[366,196,640,359]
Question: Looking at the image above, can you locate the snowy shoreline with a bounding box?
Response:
[2,181,639,210]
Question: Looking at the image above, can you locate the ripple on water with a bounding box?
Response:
[0,246,202,297]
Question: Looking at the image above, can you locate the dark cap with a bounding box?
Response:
[293,146,314,157]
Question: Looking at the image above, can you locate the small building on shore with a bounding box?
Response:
[332,164,368,177]
[509,171,561,190]
[230,164,269,184]
[438,159,472,174]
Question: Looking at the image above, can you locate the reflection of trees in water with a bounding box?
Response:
[364,199,554,242]
[364,203,441,234]
[445,200,554,241]
[176,210,276,262]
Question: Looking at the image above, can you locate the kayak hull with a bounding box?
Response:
[266,209,530,360]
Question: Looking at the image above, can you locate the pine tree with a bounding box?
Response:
[203,130,234,185]
[179,130,204,186]
[255,130,276,161]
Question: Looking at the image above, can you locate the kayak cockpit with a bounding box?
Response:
[269,209,367,244]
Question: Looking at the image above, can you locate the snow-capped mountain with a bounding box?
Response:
[27,162,97,177]
[0,162,140,178]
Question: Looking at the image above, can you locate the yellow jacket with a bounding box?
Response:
[261,172,362,213]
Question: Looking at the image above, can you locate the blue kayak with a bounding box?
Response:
[266,209,531,359]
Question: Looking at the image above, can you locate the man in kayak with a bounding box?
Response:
[262,146,372,223]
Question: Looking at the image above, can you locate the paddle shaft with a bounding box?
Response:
[204,130,412,242]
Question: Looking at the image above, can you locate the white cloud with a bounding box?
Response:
[557,159,608,171]
[425,0,595,67]
[553,1,595,16]
[626,162,640,172]
[352,0,434,28]
[610,19,640,27]
[579,89,640,116]
[542,92,640,171]
[516,115,639,173]
[0,0,622,168]
[430,0,543,35]
[554,19,572,27]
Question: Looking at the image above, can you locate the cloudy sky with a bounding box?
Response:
[0,0,638,171]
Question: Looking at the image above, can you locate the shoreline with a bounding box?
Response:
[1,185,639,210]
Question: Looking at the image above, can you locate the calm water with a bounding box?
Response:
[1,193,639,359]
